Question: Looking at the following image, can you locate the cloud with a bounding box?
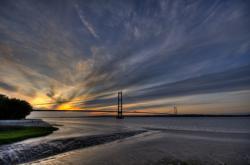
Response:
[0,81,17,92]
[74,65,250,110]
[0,0,249,113]
[74,3,100,39]
[130,65,250,101]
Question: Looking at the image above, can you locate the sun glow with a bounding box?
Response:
[30,95,51,109]
[56,103,82,110]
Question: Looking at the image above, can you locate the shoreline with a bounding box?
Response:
[0,126,58,145]
[0,119,53,127]
[0,130,146,164]
[0,119,57,145]
[1,127,250,164]
[30,127,250,165]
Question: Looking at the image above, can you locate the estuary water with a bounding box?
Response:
[0,111,250,164]
[29,111,250,133]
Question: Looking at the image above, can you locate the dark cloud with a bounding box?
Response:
[81,65,250,109]
[0,81,17,92]
[130,65,250,101]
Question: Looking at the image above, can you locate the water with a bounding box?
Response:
[0,111,250,164]
[28,111,250,134]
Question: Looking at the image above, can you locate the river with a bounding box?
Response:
[0,111,249,164]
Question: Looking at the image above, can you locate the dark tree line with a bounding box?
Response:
[0,94,33,119]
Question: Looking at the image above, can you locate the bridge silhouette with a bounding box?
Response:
[117,91,123,119]
[33,91,178,117]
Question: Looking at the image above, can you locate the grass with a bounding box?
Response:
[0,126,58,145]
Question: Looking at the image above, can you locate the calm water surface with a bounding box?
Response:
[28,111,250,137]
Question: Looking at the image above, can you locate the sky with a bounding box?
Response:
[0,0,250,115]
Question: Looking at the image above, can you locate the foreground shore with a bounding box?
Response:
[0,119,57,145]
[30,128,250,165]
[0,126,57,145]
[1,116,250,164]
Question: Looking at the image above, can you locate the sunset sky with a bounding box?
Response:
[0,0,249,114]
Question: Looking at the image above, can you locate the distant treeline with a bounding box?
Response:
[0,94,33,119]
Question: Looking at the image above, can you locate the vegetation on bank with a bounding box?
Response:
[0,126,58,145]
[0,94,33,119]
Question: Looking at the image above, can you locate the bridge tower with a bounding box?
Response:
[117,91,124,119]
[174,105,178,115]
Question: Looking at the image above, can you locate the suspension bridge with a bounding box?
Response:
[34,91,178,118]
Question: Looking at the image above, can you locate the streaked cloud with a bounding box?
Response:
[0,0,249,114]
[74,4,100,39]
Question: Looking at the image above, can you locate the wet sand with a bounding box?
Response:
[29,128,250,165]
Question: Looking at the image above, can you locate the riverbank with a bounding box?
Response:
[0,130,145,164]
[31,127,250,165]
[0,126,57,145]
[0,119,57,145]
[0,119,53,127]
